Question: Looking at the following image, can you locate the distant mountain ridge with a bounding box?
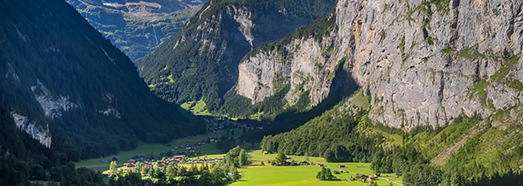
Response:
[0,0,204,160]
[65,0,207,63]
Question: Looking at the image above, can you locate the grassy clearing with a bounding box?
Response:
[76,133,222,171]
[181,99,214,116]
[350,90,371,111]
[231,150,402,186]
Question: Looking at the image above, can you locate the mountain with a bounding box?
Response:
[261,89,523,185]
[138,0,337,113]
[238,0,523,128]
[0,0,204,162]
[65,0,206,63]
[252,0,523,184]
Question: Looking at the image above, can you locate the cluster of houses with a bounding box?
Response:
[183,157,223,165]
[353,174,377,182]
[122,155,224,170]
[315,163,379,182]
[122,155,188,169]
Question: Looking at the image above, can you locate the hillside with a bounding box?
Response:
[261,89,523,185]
[65,0,206,63]
[138,0,336,113]
[0,0,204,163]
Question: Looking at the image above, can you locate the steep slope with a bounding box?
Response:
[0,0,204,160]
[65,0,205,63]
[238,0,523,129]
[138,0,336,112]
[261,89,523,185]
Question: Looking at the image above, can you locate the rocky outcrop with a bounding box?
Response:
[237,0,523,129]
[231,6,254,48]
[237,51,288,104]
[10,112,52,148]
[31,80,78,119]
[237,37,341,106]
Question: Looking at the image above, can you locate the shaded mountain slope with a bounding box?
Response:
[0,0,204,160]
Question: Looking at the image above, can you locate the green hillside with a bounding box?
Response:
[262,90,523,185]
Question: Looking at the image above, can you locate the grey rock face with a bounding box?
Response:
[238,0,523,129]
[10,112,52,148]
[237,37,341,106]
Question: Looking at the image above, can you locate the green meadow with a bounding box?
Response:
[77,137,403,186]
[231,150,402,186]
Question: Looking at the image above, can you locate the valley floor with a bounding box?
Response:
[76,133,223,171]
[231,150,402,186]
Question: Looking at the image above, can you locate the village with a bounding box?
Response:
[104,118,264,171]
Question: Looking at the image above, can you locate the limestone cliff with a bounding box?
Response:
[237,0,523,128]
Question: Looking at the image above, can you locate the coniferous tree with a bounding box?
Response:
[109,161,117,173]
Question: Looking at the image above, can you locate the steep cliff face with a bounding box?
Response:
[238,36,342,106]
[139,0,336,111]
[238,0,523,128]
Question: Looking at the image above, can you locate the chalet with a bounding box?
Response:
[339,164,345,168]
[300,161,309,166]
[173,155,186,161]
[262,151,268,154]
[367,175,377,181]
[356,174,368,182]
[318,163,324,167]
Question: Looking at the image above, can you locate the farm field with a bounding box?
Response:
[230,150,402,186]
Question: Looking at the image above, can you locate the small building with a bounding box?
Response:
[339,164,345,168]
[357,174,368,182]
[173,155,186,160]
[318,163,324,167]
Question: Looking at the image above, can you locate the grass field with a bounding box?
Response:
[76,133,223,171]
[181,99,213,116]
[230,150,402,186]
[79,146,403,186]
